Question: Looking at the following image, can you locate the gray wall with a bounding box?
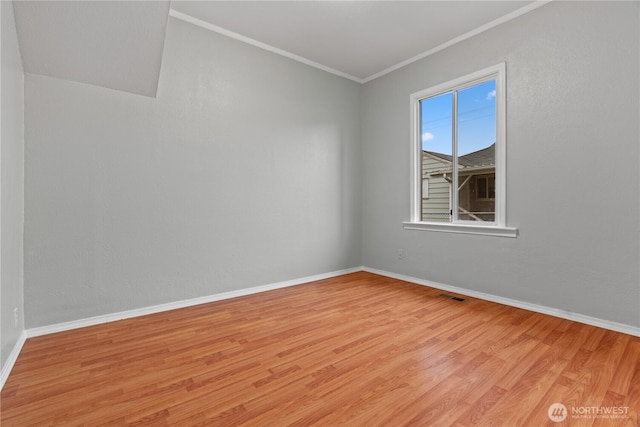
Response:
[1,0,25,368]
[361,1,640,327]
[24,17,362,327]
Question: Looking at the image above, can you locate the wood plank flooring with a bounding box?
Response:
[2,272,639,426]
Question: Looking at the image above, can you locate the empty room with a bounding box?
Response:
[1,1,639,425]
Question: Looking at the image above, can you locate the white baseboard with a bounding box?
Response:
[26,267,363,338]
[363,266,640,337]
[7,264,636,393]
[24,265,640,339]
[1,330,27,390]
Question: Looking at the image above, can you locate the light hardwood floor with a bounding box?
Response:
[2,272,639,426]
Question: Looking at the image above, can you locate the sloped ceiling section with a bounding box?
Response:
[13,1,170,97]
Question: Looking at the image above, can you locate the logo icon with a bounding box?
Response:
[548,403,568,422]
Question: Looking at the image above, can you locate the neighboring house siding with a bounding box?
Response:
[421,149,496,222]
[421,153,450,221]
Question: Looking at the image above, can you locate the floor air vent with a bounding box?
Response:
[438,293,466,302]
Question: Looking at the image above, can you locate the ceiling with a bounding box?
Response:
[171,1,541,82]
[12,1,546,96]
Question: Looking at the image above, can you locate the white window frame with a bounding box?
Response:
[404,63,517,238]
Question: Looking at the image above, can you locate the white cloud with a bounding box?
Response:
[422,132,434,142]
[486,90,496,100]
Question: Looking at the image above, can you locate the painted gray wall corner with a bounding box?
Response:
[24,17,362,328]
[1,0,25,368]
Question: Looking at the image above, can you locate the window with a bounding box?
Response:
[475,175,495,200]
[421,178,429,199]
[405,63,517,237]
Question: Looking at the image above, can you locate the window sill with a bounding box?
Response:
[403,221,518,238]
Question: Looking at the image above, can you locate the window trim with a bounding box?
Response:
[405,63,517,238]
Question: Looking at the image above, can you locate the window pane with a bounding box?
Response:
[477,177,487,198]
[420,92,453,222]
[457,80,496,222]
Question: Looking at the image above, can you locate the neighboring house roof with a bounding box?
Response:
[423,143,495,170]
[460,143,495,168]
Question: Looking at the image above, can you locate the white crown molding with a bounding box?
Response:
[26,267,363,338]
[170,2,551,85]
[363,266,640,337]
[168,9,364,84]
[362,1,552,83]
[0,331,27,391]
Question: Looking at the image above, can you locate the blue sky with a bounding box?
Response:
[420,80,496,156]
